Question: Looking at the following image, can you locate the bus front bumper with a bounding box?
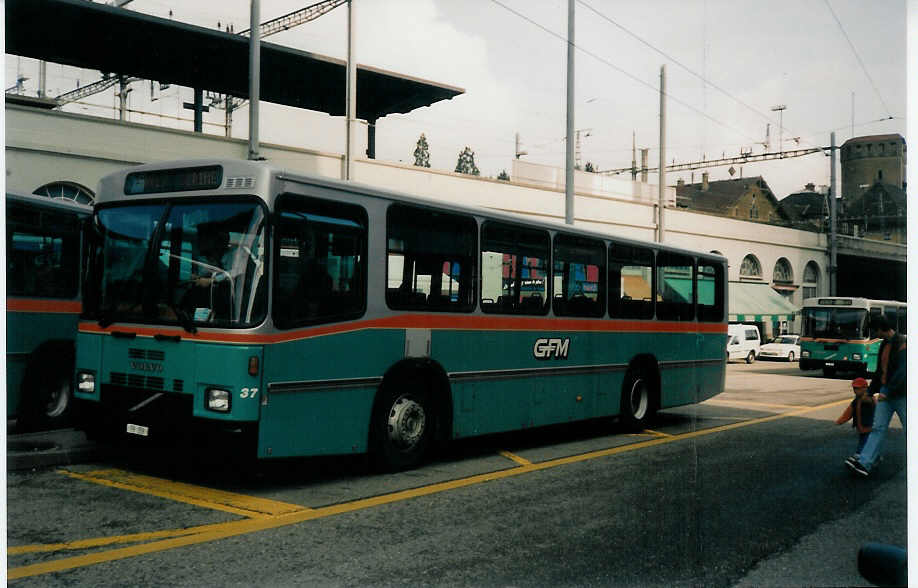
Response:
[799,358,866,373]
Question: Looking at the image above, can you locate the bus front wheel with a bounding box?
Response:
[18,345,74,432]
[371,385,433,471]
[620,367,656,431]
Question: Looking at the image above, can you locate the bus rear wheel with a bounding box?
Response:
[371,386,433,471]
[18,347,74,432]
[620,367,656,431]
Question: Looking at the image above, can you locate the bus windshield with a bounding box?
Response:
[87,200,267,329]
[802,307,868,339]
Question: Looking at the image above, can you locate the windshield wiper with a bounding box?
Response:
[98,306,117,328]
[166,301,198,334]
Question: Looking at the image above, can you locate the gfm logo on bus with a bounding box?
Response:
[533,337,571,360]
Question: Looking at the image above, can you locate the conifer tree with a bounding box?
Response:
[454,146,480,176]
[413,133,431,168]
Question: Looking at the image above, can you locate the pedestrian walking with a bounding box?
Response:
[846,315,906,477]
[836,377,875,459]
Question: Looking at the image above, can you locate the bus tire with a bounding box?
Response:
[620,365,656,431]
[371,380,434,471]
[17,343,75,432]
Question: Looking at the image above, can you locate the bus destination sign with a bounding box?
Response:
[817,298,853,306]
[125,165,223,195]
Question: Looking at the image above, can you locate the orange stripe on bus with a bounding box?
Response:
[79,315,727,344]
[7,298,82,314]
[799,337,878,344]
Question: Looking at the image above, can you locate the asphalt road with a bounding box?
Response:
[6,362,908,586]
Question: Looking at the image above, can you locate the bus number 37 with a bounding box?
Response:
[240,388,259,399]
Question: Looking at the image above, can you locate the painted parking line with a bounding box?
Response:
[60,468,309,518]
[498,450,532,466]
[642,429,672,438]
[8,522,236,556]
[8,398,849,580]
[705,399,810,411]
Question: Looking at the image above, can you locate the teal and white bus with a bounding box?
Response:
[799,296,907,377]
[7,191,91,431]
[75,159,727,469]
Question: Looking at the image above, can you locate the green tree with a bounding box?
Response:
[413,133,431,168]
[497,169,510,181]
[454,146,480,176]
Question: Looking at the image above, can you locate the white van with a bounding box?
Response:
[727,324,761,363]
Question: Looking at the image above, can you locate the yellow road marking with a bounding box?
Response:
[59,469,309,518]
[498,450,532,466]
[8,522,234,555]
[642,429,672,438]
[706,399,811,411]
[9,398,849,580]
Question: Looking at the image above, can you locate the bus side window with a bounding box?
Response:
[386,204,476,313]
[609,243,654,320]
[272,194,367,328]
[480,221,550,315]
[6,203,80,299]
[696,259,724,322]
[656,252,694,321]
[552,234,605,317]
[899,308,907,334]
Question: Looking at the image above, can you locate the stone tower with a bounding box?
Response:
[840,133,906,201]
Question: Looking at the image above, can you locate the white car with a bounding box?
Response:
[758,334,801,361]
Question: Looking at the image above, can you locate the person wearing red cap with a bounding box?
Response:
[836,377,876,462]
[846,314,907,477]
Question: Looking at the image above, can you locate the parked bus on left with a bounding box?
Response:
[6,192,91,431]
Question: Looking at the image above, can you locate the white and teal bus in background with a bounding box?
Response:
[7,192,91,431]
[74,159,727,470]
[799,297,906,377]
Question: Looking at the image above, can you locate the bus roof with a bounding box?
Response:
[802,296,906,309]
[95,158,727,264]
[6,190,93,215]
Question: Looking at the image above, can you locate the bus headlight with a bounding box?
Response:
[206,388,232,413]
[801,350,810,358]
[77,372,95,394]
[852,353,862,360]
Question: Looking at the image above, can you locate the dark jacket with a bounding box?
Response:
[870,333,907,397]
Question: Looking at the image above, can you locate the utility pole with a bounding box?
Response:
[631,131,637,181]
[564,0,575,225]
[38,60,46,98]
[515,133,527,159]
[248,0,261,160]
[829,131,837,296]
[657,65,666,243]
[345,0,357,180]
[771,105,786,155]
[117,75,131,121]
[575,129,592,169]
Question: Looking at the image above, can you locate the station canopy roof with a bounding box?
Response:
[5,0,464,121]
[729,282,799,323]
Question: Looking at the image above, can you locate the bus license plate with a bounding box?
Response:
[126,423,149,437]
[825,362,835,367]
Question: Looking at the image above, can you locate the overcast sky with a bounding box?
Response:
[6,0,908,199]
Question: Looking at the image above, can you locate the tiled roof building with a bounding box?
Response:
[674,173,792,225]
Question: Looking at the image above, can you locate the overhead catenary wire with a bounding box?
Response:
[823,0,892,118]
[575,0,821,151]
[488,0,760,145]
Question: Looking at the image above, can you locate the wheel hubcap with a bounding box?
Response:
[45,380,70,418]
[629,379,649,420]
[387,395,426,450]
